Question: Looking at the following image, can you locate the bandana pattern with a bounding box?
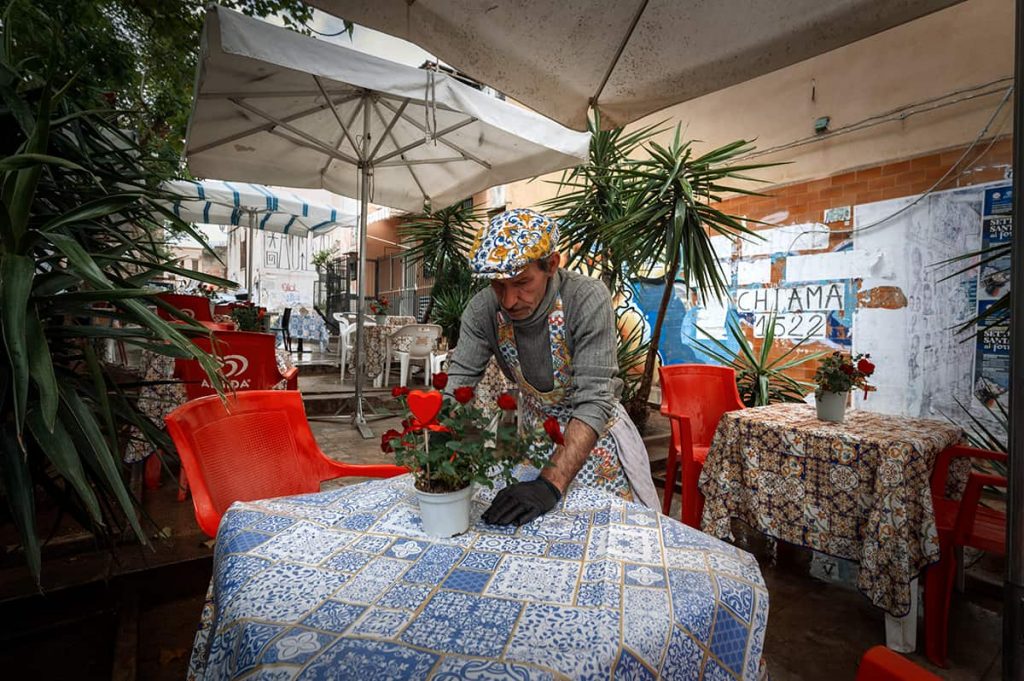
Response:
[469,208,559,279]
[496,296,632,501]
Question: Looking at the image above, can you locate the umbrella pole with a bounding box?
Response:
[352,97,374,439]
[247,210,256,302]
[1004,0,1024,674]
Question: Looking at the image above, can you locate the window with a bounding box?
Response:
[191,258,200,270]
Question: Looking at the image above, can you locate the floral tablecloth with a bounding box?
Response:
[347,316,417,381]
[275,312,330,352]
[189,474,769,680]
[699,403,964,617]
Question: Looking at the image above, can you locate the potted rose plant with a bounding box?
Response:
[368,295,390,324]
[381,373,555,537]
[813,351,876,423]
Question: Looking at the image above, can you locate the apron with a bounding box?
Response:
[496,295,659,509]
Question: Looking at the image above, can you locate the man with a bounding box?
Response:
[447,208,658,526]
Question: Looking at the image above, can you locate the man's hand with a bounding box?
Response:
[482,478,561,526]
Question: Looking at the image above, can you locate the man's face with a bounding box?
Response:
[490,254,559,320]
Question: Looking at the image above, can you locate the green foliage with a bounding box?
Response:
[385,389,553,494]
[231,305,266,332]
[1,0,326,157]
[696,314,825,407]
[616,320,651,405]
[0,5,236,581]
[937,243,1010,334]
[600,127,779,428]
[541,111,663,292]
[812,351,876,397]
[311,247,337,268]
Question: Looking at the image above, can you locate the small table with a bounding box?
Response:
[347,315,417,383]
[189,475,770,680]
[283,311,330,354]
[700,403,963,644]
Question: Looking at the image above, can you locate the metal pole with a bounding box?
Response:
[352,94,373,438]
[246,210,256,301]
[1004,0,1024,676]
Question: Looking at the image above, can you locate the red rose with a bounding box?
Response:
[497,393,517,411]
[432,372,449,390]
[454,386,475,404]
[543,416,565,445]
[392,386,409,398]
[840,364,854,375]
[857,358,876,376]
[380,429,401,453]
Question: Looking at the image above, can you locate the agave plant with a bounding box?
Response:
[602,127,780,429]
[541,111,663,292]
[1,11,231,581]
[695,314,826,407]
[398,201,486,323]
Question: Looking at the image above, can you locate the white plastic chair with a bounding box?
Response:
[333,313,375,382]
[384,324,443,387]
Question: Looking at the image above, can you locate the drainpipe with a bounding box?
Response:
[1004,0,1024,676]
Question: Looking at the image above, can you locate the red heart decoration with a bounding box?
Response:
[407,390,443,425]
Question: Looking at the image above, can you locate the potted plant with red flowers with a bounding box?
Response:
[368,295,390,324]
[812,351,876,423]
[382,373,554,536]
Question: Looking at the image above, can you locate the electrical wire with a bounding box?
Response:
[773,84,1014,255]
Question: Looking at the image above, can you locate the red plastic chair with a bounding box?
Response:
[658,364,745,526]
[164,391,407,537]
[924,444,1007,667]
[856,646,941,680]
[174,330,298,401]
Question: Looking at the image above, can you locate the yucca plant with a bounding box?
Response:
[616,320,651,405]
[398,201,486,323]
[1,7,232,581]
[603,127,779,429]
[541,111,663,292]
[695,314,826,407]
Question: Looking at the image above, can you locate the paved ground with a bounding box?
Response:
[0,360,1003,679]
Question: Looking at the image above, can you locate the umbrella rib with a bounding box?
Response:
[189,94,360,156]
[591,0,649,107]
[369,101,429,203]
[376,157,471,167]
[369,98,409,161]
[320,97,370,176]
[229,98,361,166]
[199,89,357,99]
[377,99,491,169]
[374,116,478,164]
[314,76,362,161]
[269,128,361,166]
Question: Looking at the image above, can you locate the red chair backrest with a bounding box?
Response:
[659,364,745,446]
[165,391,405,536]
[856,645,941,680]
[157,293,215,322]
[175,331,285,401]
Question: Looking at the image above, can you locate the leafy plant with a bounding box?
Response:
[602,127,778,429]
[382,379,555,494]
[696,314,826,407]
[0,5,233,581]
[311,247,337,269]
[231,304,266,332]
[431,278,486,348]
[368,296,391,315]
[541,111,663,292]
[813,351,876,398]
[616,318,651,405]
[398,201,485,323]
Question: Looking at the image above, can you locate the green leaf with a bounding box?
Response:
[0,428,40,583]
[0,153,88,173]
[25,308,57,431]
[27,408,104,527]
[61,388,148,546]
[6,70,51,246]
[1,253,34,435]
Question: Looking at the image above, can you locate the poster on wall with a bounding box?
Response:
[973,185,1012,407]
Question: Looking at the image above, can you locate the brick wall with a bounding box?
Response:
[704,136,1013,387]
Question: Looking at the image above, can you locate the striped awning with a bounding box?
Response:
[160,179,357,237]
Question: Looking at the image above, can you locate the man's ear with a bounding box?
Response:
[548,252,561,271]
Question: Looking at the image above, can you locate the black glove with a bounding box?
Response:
[482,478,562,526]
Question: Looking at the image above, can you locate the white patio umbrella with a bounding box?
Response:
[305,0,963,131]
[160,178,357,298]
[184,6,590,437]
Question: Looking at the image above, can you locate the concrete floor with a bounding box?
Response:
[0,362,1004,679]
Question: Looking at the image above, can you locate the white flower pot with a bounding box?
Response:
[416,485,473,537]
[375,314,387,325]
[816,390,848,423]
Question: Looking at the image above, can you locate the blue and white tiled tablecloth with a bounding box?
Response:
[189,475,769,680]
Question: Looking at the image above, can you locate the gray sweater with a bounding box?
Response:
[448,269,623,435]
